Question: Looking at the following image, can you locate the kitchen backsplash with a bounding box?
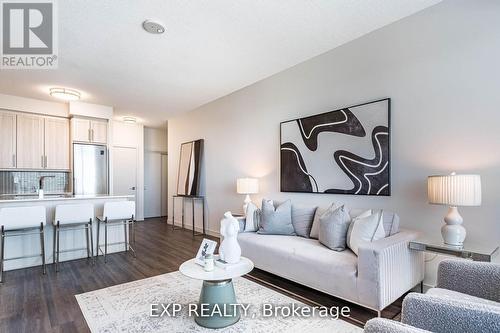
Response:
[0,171,70,195]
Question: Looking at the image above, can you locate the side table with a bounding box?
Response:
[179,257,254,329]
[409,236,499,262]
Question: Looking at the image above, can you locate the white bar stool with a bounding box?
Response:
[53,203,94,272]
[0,206,46,283]
[96,201,136,263]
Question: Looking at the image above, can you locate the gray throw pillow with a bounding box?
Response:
[291,204,317,238]
[319,205,352,251]
[257,199,295,235]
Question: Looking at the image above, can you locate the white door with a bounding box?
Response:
[161,153,168,217]
[17,114,44,169]
[0,112,17,168]
[113,147,137,197]
[91,120,108,144]
[44,117,70,170]
[144,152,162,218]
[71,118,91,142]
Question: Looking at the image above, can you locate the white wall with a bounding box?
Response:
[0,93,68,116]
[144,126,168,152]
[168,0,500,285]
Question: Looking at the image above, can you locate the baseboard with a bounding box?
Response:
[166,219,220,238]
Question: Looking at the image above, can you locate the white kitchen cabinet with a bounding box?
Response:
[44,117,70,170]
[0,112,17,168]
[71,117,107,144]
[91,119,108,144]
[16,114,44,169]
[71,117,91,142]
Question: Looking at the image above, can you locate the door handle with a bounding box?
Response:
[12,154,15,167]
[41,155,44,168]
[130,187,136,190]
[44,155,48,168]
[89,128,92,142]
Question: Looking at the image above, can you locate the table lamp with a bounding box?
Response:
[236,178,259,214]
[427,172,481,246]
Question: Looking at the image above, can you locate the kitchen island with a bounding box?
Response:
[0,194,135,271]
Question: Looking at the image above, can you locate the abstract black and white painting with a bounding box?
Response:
[280,98,390,196]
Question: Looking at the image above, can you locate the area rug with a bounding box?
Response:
[76,271,361,332]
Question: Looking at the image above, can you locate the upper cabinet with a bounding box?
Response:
[16,114,45,169]
[71,117,107,144]
[0,112,17,168]
[44,117,70,170]
[0,111,70,170]
[91,119,107,144]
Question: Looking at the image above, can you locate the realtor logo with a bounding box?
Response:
[1,0,58,69]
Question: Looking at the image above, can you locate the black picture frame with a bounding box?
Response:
[280,98,391,196]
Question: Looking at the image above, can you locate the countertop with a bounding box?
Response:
[0,194,134,203]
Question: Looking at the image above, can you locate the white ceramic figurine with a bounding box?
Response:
[218,211,241,264]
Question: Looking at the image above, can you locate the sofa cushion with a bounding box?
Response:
[347,210,385,255]
[426,288,500,308]
[257,199,295,235]
[350,208,399,237]
[318,205,351,251]
[238,232,359,302]
[309,202,336,239]
[244,202,260,232]
[291,204,317,238]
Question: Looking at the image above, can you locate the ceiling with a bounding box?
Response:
[0,0,441,127]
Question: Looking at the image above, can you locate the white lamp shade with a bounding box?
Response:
[428,174,481,207]
[237,178,259,194]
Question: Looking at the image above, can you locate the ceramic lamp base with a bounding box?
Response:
[441,206,466,246]
[242,194,252,215]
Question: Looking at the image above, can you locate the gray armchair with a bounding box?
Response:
[365,259,500,333]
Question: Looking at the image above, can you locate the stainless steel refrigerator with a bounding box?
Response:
[73,143,108,195]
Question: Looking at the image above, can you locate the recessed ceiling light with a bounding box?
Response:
[49,87,81,101]
[142,20,166,34]
[123,116,137,123]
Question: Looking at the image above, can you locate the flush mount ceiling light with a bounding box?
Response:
[142,19,166,34]
[123,116,137,123]
[49,87,81,101]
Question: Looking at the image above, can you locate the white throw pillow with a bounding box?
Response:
[309,202,336,239]
[244,202,259,232]
[347,210,385,255]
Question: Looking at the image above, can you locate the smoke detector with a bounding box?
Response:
[142,20,165,34]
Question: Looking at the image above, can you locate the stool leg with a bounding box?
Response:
[0,226,5,283]
[89,220,94,265]
[124,220,128,252]
[40,223,46,275]
[52,224,56,265]
[56,223,60,272]
[96,219,100,262]
[104,219,108,263]
[85,223,90,259]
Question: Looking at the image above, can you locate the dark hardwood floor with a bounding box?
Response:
[0,218,402,332]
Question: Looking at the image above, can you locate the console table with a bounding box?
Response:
[172,195,205,237]
[409,236,499,262]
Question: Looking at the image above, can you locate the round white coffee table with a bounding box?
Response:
[179,257,254,329]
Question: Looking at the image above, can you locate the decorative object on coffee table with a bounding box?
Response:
[195,238,217,265]
[219,212,241,264]
[428,172,481,246]
[280,98,390,196]
[237,178,259,214]
[179,257,254,329]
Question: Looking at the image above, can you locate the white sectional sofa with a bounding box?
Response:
[237,207,424,314]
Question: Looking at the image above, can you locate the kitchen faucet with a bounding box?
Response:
[38,176,55,199]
